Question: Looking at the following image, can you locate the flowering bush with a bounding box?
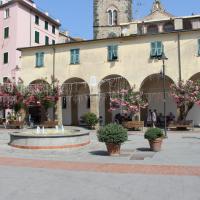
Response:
[170,80,200,121]
[109,87,148,115]
[0,78,60,118]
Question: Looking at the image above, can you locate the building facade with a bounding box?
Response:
[19,0,200,126]
[0,0,62,83]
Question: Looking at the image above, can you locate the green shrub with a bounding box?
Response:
[83,112,98,129]
[97,123,128,144]
[144,128,164,140]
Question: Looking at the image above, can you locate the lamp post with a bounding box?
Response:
[158,54,168,138]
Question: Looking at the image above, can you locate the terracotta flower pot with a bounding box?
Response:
[106,143,121,156]
[148,138,163,152]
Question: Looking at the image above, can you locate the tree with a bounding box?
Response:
[170,80,200,121]
[109,87,148,116]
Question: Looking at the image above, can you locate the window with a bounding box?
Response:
[198,39,200,56]
[113,10,118,25]
[52,25,55,34]
[108,10,112,25]
[4,27,9,39]
[4,8,9,19]
[3,52,8,64]
[36,52,44,67]
[45,21,48,30]
[35,15,39,25]
[108,45,118,61]
[147,25,159,34]
[163,22,174,32]
[70,49,80,64]
[150,41,164,58]
[52,40,55,45]
[45,36,49,45]
[108,9,118,26]
[3,77,9,83]
[35,31,39,43]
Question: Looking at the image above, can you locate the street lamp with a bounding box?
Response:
[158,53,168,138]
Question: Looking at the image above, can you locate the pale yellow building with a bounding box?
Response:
[18,0,200,126]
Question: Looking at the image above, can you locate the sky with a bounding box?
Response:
[34,0,200,39]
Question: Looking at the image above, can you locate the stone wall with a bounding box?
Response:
[93,0,132,39]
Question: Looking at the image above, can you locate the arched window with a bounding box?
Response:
[113,10,118,25]
[108,10,113,26]
[107,8,118,26]
[147,24,158,34]
[163,22,174,32]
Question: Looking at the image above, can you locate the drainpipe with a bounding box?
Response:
[177,32,182,81]
[52,47,56,120]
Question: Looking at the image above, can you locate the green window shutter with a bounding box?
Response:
[108,46,112,61]
[35,31,39,43]
[52,40,55,45]
[156,41,163,57]
[75,49,80,63]
[40,52,44,66]
[70,49,79,64]
[45,36,49,45]
[45,21,48,30]
[36,52,44,67]
[113,45,118,59]
[3,52,8,64]
[4,27,9,38]
[198,39,200,56]
[150,42,157,57]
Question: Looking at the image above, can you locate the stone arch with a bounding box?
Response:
[187,72,200,126]
[189,72,200,82]
[99,74,131,125]
[62,77,90,126]
[140,73,176,126]
[28,79,50,124]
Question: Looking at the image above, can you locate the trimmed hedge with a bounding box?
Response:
[144,128,164,141]
[97,123,128,144]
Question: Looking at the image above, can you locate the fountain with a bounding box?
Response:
[9,126,90,150]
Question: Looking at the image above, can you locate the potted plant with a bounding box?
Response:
[144,128,164,152]
[82,112,98,129]
[97,123,128,156]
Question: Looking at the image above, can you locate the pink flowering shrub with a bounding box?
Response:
[110,87,148,115]
[0,78,60,116]
[170,80,200,121]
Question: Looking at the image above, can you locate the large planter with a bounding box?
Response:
[106,143,121,156]
[148,138,163,152]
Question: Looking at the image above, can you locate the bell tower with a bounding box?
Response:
[93,0,133,39]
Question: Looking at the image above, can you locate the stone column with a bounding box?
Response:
[55,97,63,125]
[90,94,100,117]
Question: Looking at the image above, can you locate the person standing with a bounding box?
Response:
[152,109,157,127]
[147,109,152,127]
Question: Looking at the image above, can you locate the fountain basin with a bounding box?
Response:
[9,128,90,150]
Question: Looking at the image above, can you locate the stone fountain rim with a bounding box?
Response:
[10,128,90,138]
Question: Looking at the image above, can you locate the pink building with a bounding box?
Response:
[0,0,62,82]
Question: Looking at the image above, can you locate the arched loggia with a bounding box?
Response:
[140,74,176,125]
[28,79,50,124]
[99,74,130,125]
[62,78,90,126]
